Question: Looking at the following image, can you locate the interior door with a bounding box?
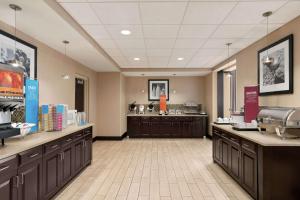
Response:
[75,78,85,112]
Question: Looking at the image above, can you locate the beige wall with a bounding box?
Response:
[120,74,127,134]
[0,20,99,135]
[205,16,300,125]
[97,72,121,136]
[125,76,206,106]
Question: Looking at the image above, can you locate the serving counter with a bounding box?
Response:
[0,124,94,200]
[212,124,300,200]
[127,114,208,138]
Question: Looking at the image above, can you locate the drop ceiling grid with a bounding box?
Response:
[58,0,299,69]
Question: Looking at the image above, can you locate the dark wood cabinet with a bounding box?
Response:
[74,139,85,174]
[83,135,92,167]
[18,157,43,200]
[0,156,18,200]
[0,126,93,200]
[128,116,208,138]
[212,126,257,199]
[42,150,62,199]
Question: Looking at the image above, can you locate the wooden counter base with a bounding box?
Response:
[212,125,300,200]
[0,126,93,200]
[128,115,208,138]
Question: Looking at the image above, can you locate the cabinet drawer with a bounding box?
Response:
[73,130,84,140]
[0,155,18,176]
[44,140,61,154]
[228,135,240,146]
[242,140,256,154]
[19,146,43,165]
[84,127,92,135]
[62,135,74,146]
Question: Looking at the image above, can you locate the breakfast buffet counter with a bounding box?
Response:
[212,124,300,146]
[0,123,94,160]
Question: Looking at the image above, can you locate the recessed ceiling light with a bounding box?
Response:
[133,57,140,61]
[121,30,131,35]
[177,57,184,61]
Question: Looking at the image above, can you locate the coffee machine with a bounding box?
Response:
[0,63,24,145]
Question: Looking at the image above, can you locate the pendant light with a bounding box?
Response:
[61,40,70,80]
[262,11,273,66]
[225,43,232,78]
[7,4,22,67]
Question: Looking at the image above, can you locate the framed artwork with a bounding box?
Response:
[148,79,169,101]
[0,29,37,79]
[258,34,293,96]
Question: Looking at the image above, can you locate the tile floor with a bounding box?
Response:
[54,138,252,200]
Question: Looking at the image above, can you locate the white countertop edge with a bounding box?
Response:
[0,123,94,160]
[212,123,300,147]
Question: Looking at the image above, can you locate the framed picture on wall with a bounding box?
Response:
[0,29,37,79]
[258,34,293,96]
[148,79,169,101]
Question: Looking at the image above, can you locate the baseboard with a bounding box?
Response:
[93,132,127,142]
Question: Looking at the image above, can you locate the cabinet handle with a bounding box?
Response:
[0,165,9,172]
[15,176,19,188]
[230,137,237,142]
[29,153,39,158]
[243,143,250,148]
[51,144,58,149]
[20,173,24,185]
[66,138,72,142]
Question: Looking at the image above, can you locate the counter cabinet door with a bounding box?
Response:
[241,149,257,198]
[127,117,141,137]
[212,132,222,164]
[0,170,18,200]
[221,139,230,170]
[18,158,43,200]
[229,142,242,182]
[74,139,85,174]
[83,135,93,166]
[42,150,62,200]
[61,144,74,186]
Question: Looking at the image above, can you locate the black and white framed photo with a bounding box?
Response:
[0,29,37,79]
[148,79,169,101]
[258,34,293,96]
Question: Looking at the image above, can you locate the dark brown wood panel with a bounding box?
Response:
[128,116,208,138]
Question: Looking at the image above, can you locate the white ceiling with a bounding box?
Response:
[122,71,210,77]
[58,0,300,69]
[0,0,119,72]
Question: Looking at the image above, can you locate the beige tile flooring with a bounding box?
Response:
[54,138,253,200]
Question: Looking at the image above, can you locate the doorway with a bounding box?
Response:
[75,75,89,119]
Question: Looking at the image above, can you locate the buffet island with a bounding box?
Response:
[212,124,300,200]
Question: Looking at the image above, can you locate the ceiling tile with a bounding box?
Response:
[196,48,226,57]
[91,3,141,24]
[269,1,300,24]
[174,39,206,48]
[243,24,282,39]
[140,2,187,24]
[148,56,169,67]
[186,56,212,68]
[147,49,172,57]
[82,25,111,39]
[212,25,255,39]
[120,49,147,57]
[178,25,217,38]
[113,56,128,66]
[143,25,179,38]
[105,25,143,39]
[203,38,236,49]
[95,39,117,48]
[115,39,145,48]
[145,39,175,49]
[60,3,101,25]
[126,56,148,66]
[171,49,198,57]
[223,1,286,25]
[183,2,236,24]
[104,48,124,57]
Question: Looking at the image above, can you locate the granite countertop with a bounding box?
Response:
[0,123,94,160]
[212,124,300,146]
[127,113,208,117]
